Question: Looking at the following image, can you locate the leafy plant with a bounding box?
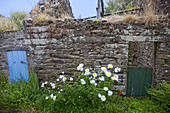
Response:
[0,72,7,88]
[147,82,170,111]
[10,12,27,30]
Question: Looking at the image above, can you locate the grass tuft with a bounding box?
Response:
[0,17,17,32]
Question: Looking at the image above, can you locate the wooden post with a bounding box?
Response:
[96,0,104,19]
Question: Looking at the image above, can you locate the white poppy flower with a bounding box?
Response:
[101,67,107,71]
[70,77,73,81]
[101,95,106,101]
[81,81,86,85]
[79,64,84,67]
[51,94,53,98]
[90,80,95,84]
[112,74,118,81]
[45,97,49,99]
[85,68,90,72]
[115,67,121,73]
[108,90,113,96]
[93,73,97,78]
[104,87,108,91]
[80,79,85,82]
[41,83,44,87]
[77,65,83,71]
[108,64,113,69]
[52,86,55,89]
[98,94,102,98]
[44,81,48,84]
[59,75,64,79]
[53,96,56,101]
[106,71,111,77]
[62,77,67,82]
[99,76,105,81]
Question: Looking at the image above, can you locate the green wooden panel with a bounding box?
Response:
[126,69,152,96]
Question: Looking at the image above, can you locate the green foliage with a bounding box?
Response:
[0,71,41,111]
[28,70,39,90]
[0,79,30,110]
[10,12,27,30]
[0,72,7,88]
[147,82,170,111]
[105,0,137,13]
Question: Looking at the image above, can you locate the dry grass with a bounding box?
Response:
[142,0,158,25]
[33,12,73,22]
[0,17,17,32]
[103,14,139,23]
[33,13,56,22]
[59,13,73,20]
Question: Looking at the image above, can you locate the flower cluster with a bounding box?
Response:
[77,63,121,101]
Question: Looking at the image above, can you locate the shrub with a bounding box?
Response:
[0,72,7,89]
[0,71,41,111]
[147,82,170,111]
[0,17,17,32]
[11,12,27,30]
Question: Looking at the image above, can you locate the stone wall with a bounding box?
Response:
[0,19,169,93]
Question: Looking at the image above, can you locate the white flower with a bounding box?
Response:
[79,63,84,67]
[52,86,55,89]
[101,95,106,101]
[104,87,108,91]
[59,75,64,79]
[62,77,67,82]
[111,74,118,81]
[106,71,111,77]
[45,97,49,99]
[77,65,83,71]
[81,81,86,85]
[70,77,73,81]
[94,83,97,86]
[60,89,63,91]
[80,79,85,82]
[93,73,97,78]
[101,67,107,71]
[98,94,102,98]
[51,83,55,86]
[62,72,65,74]
[44,81,48,84]
[114,67,121,73]
[56,79,60,81]
[41,83,44,87]
[108,64,113,69]
[90,80,95,84]
[85,68,90,72]
[50,82,52,84]
[99,76,105,81]
[53,96,56,101]
[51,94,54,98]
[108,90,113,96]
[58,91,61,93]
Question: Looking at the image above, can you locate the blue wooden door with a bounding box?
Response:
[7,51,29,82]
